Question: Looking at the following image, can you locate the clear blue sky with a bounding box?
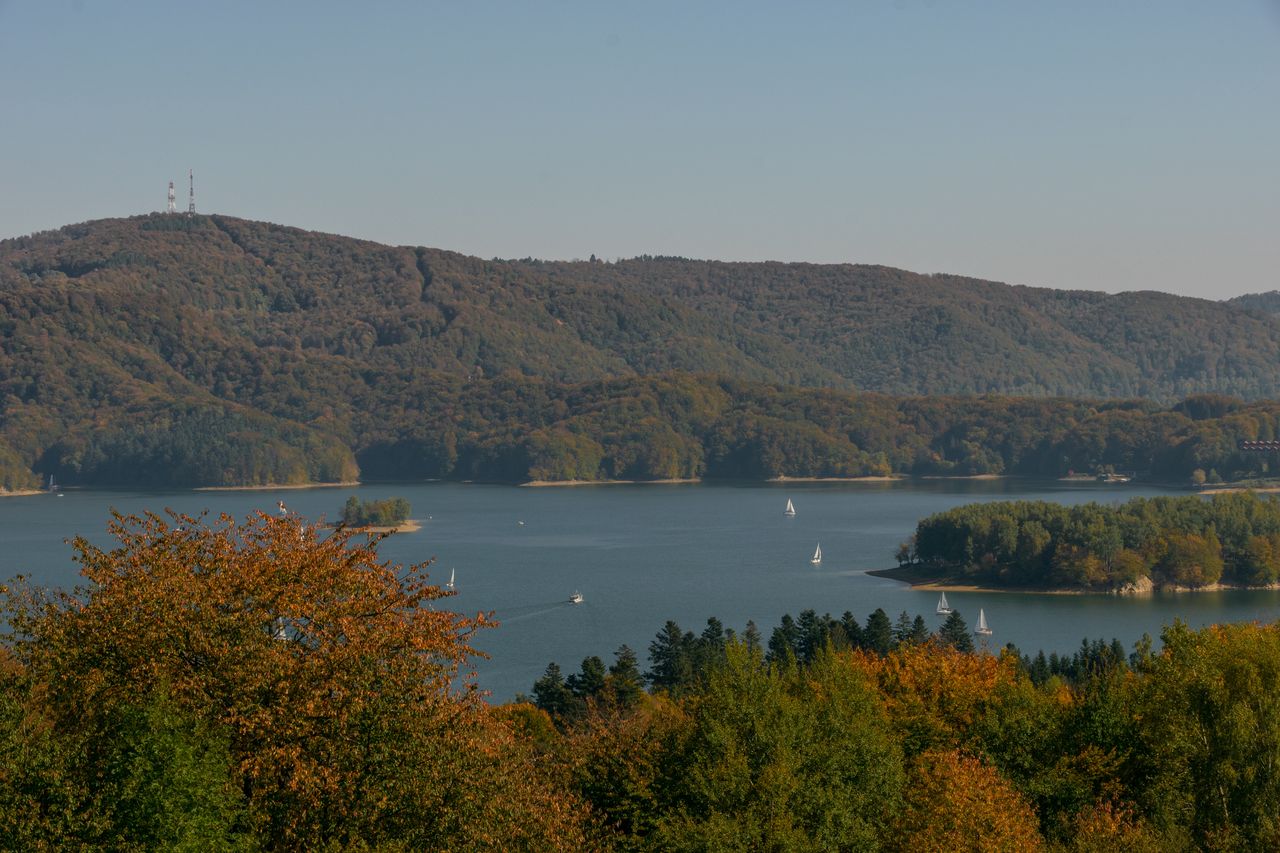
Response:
[2,1,1277,297]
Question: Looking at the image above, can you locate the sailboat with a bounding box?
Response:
[446,568,456,591]
[784,498,796,517]
[810,543,822,565]
[975,608,993,636]
[936,593,953,615]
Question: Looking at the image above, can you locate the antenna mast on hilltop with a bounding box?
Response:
[167,181,176,214]
[187,169,195,216]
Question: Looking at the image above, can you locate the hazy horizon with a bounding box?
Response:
[2,1,1276,298]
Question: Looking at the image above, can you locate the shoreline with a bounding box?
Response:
[1198,485,1280,495]
[324,519,422,534]
[918,473,1005,481]
[867,567,1089,595]
[18,474,1260,493]
[520,478,701,487]
[768,475,903,483]
[195,481,361,492]
[868,566,1280,596]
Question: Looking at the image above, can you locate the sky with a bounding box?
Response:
[1,1,1277,298]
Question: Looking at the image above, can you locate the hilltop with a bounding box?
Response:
[4,213,1280,487]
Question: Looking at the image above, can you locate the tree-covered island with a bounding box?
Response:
[875,491,1280,592]
[338,495,415,531]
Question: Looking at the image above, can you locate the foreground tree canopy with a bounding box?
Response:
[0,511,590,850]
[5,509,1280,849]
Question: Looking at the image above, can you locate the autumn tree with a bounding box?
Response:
[890,749,1043,852]
[1,510,590,849]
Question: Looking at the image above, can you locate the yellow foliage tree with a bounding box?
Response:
[844,642,1021,755]
[891,748,1043,852]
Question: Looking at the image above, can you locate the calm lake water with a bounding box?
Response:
[4,479,1279,701]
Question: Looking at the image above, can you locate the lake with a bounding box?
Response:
[4,479,1279,701]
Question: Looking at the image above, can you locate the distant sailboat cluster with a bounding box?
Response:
[939,592,994,638]
[787,496,995,639]
[786,498,821,564]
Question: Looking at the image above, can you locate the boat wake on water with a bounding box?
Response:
[492,599,580,624]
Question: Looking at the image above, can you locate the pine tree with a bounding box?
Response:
[567,656,607,700]
[607,645,644,708]
[767,614,800,664]
[647,621,695,691]
[864,608,894,655]
[937,610,974,654]
[797,609,830,663]
[840,611,865,649]
[893,611,915,646]
[532,662,575,718]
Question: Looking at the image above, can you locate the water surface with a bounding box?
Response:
[4,479,1277,701]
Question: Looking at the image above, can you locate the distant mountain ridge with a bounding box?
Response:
[2,213,1280,487]
[1228,291,1280,317]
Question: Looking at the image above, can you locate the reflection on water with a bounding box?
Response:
[4,478,1278,701]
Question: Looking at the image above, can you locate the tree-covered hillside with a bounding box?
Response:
[6,213,1280,486]
[1228,290,1280,317]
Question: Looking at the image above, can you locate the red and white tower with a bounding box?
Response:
[167,181,176,214]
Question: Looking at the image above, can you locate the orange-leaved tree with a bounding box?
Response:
[891,748,1043,852]
[845,641,1022,756]
[3,510,591,849]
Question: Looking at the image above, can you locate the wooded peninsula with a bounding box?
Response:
[881,491,1280,593]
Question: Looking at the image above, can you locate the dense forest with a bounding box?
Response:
[6,510,1280,850]
[903,492,1280,591]
[6,214,1280,487]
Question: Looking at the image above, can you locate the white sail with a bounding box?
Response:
[784,499,796,516]
[936,593,952,615]
[447,568,455,590]
[810,543,822,564]
[975,608,992,635]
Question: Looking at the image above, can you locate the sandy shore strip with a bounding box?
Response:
[329,520,422,534]
[866,568,1089,595]
[0,489,45,498]
[919,473,1005,480]
[868,566,1280,596]
[1198,485,1280,495]
[195,481,361,492]
[520,478,700,487]
[768,475,903,483]
[865,568,1085,594]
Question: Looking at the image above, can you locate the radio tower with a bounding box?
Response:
[167,181,176,214]
[187,169,195,216]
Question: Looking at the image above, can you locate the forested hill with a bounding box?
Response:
[1228,290,1280,317]
[8,214,1280,397]
[4,212,1280,488]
